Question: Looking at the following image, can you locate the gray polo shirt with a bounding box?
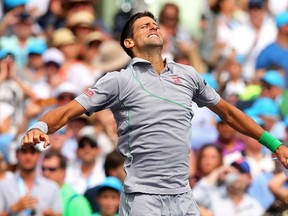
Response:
[0,172,62,216]
[75,57,220,194]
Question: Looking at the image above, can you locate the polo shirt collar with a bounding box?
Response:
[130,57,173,66]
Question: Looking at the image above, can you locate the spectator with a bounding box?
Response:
[84,149,125,213]
[65,132,106,194]
[0,50,35,133]
[103,150,125,183]
[22,39,47,83]
[244,97,286,142]
[52,27,96,92]
[0,144,62,216]
[0,10,44,69]
[190,144,223,188]
[268,171,288,204]
[255,11,288,88]
[42,150,92,216]
[214,117,245,164]
[80,31,107,81]
[66,10,95,44]
[91,177,122,216]
[0,0,27,35]
[228,0,277,81]
[193,159,264,216]
[37,0,66,42]
[93,40,130,73]
[158,3,193,59]
[216,54,247,105]
[62,0,110,36]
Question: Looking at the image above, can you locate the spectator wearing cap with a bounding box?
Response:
[256,11,288,88]
[66,11,95,44]
[93,40,131,73]
[193,159,264,216]
[42,151,92,216]
[260,70,284,101]
[62,0,110,35]
[0,144,62,216]
[52,28,95,92]
[65,131,106,194]
[0,10,44,69]
[80,31,106,81]
[258,69,288,117]
[52,82,79,107]
[91,177,122,216]
[226,0,277,82]
[0,0,27,35]
[22,39,47,83]
[42,48,65,91]
[244,97,286,143]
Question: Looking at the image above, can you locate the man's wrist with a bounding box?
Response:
[27,121,48,134]
[258,131,282,153]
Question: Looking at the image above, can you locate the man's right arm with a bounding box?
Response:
[22,100,86,148]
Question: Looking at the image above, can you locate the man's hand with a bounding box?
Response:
[21,129,50,148]
[275,145,288,168]
[10,195,38,213]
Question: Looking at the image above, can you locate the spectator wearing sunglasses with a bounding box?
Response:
[42,150,92,216]
[65,132,106,194]
[0,144,62,216]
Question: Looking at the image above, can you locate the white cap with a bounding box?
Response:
[52,82,80,98]
[42,48,65,66]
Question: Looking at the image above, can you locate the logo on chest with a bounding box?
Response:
[171,76,182,84]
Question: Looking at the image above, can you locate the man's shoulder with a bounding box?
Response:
[0,174,16,187]
[260,42,278,53]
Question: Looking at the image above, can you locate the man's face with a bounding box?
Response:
[225,168,251,193]
[96,189,120,215]
[42,156,64,185]
[76,139,100,163]
[128,16,164,51]
[16,148,40,172]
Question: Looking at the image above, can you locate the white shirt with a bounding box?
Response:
[65,157,106,194]
[228,16,277,81]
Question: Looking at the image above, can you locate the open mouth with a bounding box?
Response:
[148,33,159,38]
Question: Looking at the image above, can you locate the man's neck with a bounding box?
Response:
[134,47,165,75]
[81,161,96,178]
[230,193,245,206]
[19,169,36,192]
[277,34,288,48]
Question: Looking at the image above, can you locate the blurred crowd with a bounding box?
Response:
[1,0,288,215]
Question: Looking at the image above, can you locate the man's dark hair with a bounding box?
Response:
[120,11,157,58]
[43,150,67,169]
[104,150,124,176]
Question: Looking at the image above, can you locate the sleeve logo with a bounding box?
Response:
[84,89,94,98]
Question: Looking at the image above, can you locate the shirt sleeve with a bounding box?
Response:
[191,71,221,107]
[75,72,120,115]
[255,48,270,70]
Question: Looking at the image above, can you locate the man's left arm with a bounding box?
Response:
[208,98,288,168]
